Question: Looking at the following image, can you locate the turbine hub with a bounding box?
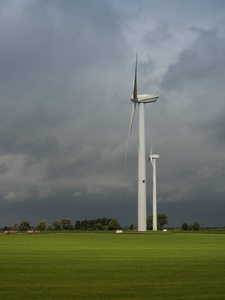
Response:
[131,95,138,102]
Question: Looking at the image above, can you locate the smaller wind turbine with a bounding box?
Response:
[148,144,160,231]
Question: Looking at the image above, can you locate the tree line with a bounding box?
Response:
[1,214,171,232]
[3,215,224,232]
[2,217,122,232]
[0,214,169,231]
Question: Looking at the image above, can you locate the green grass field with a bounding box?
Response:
[0,231,225,299]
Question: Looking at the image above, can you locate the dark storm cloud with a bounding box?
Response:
[151,22,225,226]
[161,25,225,143]
[0,0,132,224]
[0,0,128,160]
[0,0,225,228]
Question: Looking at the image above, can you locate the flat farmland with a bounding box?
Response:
[0,231,225,299]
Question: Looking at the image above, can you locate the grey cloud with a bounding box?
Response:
[1,0,225,228]
[161,26,225,140]
[0,163,8,174]
[145,23,172,45]
[0,0,130,208]
[150,23,225,225]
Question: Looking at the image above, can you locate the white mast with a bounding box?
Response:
[125,55,158,232]
[138,102,147,231]
[149,148,160,231]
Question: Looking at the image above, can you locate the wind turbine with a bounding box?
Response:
[126,55,158,232]
[148,145,160,231]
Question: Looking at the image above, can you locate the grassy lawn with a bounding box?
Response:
[0,231,225,299]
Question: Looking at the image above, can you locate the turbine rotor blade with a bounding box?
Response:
[124,102,136,168]
[150,144,153,166]
[147,144,152,163]
[133,54,138,101]
[147,143,154,168]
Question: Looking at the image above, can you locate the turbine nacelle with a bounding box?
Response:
[148,144,160,165]
[131,94,158,103]
[150,154,160,159]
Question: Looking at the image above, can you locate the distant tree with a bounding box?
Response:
[192,221,200,231]
[130,224,134,230]
[12,223,20,231]
[147,214,169,230]
[80,220,88,230]
[36,220,46,231]
[19,220,32,231]
[93,223,104,231]
[75,220,81,230]
[59,218,73,230]
[108,219,121,230]
[182,222,188,231]
[147,216,153,230]
[47,225,53,231]
[188,221,200,231]
[100,217,111,226]
[69,224,74,230]
[188,224,194,230]
[158,213,169,229]
[52,220,60,230]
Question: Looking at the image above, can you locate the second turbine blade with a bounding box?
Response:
[125,102,136,168]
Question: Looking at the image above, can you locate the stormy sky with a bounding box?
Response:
[1,0,225,228]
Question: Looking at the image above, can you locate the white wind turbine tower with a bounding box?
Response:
[148,145,160,231]
[125,55,158,232]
